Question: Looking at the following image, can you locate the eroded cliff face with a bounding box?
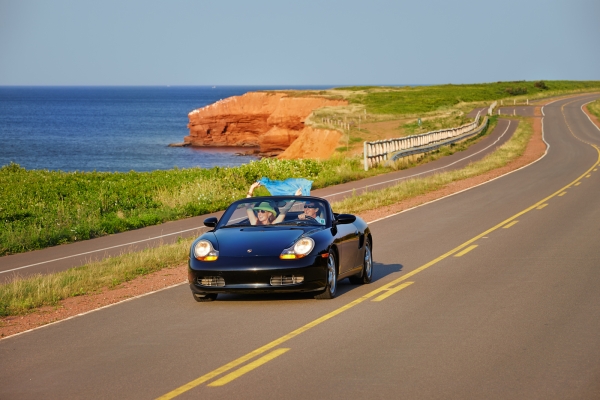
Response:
[185,92,347,158]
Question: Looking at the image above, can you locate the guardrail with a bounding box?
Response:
[363,111,486,170]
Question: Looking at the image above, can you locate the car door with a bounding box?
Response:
[333,222,360,275]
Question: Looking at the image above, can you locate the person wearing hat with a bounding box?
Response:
[246,200,294,225]
[298,201,325,225]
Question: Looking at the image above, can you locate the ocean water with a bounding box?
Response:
[0,86,332,172]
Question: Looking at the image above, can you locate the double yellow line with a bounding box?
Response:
[157,99,600,399]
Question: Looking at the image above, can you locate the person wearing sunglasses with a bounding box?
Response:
[246,201,294,225]
[299,201,325,225]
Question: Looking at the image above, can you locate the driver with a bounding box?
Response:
[298,201,325,224]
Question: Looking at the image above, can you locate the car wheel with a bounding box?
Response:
[315,251,337,299]
[193,293,218,302]
[349,240,373,284]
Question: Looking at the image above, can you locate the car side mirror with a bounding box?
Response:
[204,217,218,228]
[334,214,356,225]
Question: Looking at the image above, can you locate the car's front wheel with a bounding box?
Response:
[349,240,373,284]
[193,293,218,302]
[315,251,337,299]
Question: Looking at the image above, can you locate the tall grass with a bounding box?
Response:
[588,99,600,119]
[0,238,192,317]
[0,157,389,256]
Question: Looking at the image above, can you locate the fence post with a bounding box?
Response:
[363,141,368,171]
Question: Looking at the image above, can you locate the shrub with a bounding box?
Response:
[505,87,528,96]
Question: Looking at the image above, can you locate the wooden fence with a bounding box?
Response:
[363,112,486,170]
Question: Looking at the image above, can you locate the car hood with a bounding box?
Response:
[214,226,321,257]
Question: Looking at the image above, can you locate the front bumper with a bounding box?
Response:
[188,255,327,294]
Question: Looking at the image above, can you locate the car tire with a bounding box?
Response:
[349,240,373,285]
[193,293,218,302]
[315,251,337,300]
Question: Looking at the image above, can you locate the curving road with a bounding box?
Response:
[1,93,600,399]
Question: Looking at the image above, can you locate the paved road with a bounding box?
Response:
[498,105,537,117]
[1,94,599,399]
[0,117,518,282]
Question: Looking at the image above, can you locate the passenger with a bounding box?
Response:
[247,201,276,225]
[298,201,325,224]
[246,201,294,225]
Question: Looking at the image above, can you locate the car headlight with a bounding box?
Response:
[280,237,315,260]
[194,239,219,261]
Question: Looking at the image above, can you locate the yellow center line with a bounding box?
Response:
[558,192,567,196]
[208,348,290,387]
[503,221,519,229]
[156,108,600,400]
[454,245,478,257]
[537,204,548,210]
[575,182,581,186]
[586,174,591,178]
[372,282,414,302]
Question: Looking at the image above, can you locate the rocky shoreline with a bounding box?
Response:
[185,92,347,159]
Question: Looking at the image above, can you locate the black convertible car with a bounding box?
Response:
[188,196,373,301]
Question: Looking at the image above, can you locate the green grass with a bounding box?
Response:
[588,99,600,119]
[343,81,600,115]
[0,157,392,256]
[0,237,192,317]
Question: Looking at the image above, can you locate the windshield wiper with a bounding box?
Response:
[276,220,318,226]
[221,222,250,228]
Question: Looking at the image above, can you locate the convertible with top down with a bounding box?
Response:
[188,196,373,301]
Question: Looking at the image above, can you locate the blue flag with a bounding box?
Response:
[258,178,313,196]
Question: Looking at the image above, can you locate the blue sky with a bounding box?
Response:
[1,0,598,86]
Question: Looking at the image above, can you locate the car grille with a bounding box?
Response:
[270,275,304,286]
[198,276,225,287]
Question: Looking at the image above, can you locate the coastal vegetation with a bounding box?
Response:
[310,80,600,156]
[0,157,389,256]
[0,115,526,317]
[340,80,600,115]
[588,99,600,119]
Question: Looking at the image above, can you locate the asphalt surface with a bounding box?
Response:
[2,93,600,399]
[498,105,537,117]
[0,116,517,282]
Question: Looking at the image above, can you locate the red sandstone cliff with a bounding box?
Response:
[185,92,347,158]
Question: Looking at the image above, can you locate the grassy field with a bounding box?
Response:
[308,80,600,155]
[342,81,600,115]
[588,99,600,119]
[0,157,392,256]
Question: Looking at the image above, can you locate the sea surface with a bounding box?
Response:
[0,86,332,172]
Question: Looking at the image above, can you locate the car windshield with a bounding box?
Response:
[220,197,328,228]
